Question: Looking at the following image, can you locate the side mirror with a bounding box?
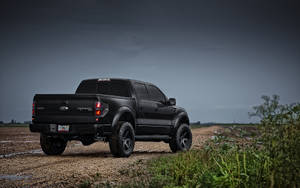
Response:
[168,98,176,106]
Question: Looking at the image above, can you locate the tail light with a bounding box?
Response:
[32,101,35,117]
[95,101,101,116]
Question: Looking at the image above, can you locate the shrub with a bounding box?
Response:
[250,95,300,187]
[148,137,273,188]
[118,95,299,188]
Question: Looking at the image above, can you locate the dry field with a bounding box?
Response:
[0,126,222,187]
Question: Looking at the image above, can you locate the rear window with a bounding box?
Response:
[76,79,130,97]
[97,80,130,97]
[76,80,97,94]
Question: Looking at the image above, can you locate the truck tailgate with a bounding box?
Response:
[33,94,100,124]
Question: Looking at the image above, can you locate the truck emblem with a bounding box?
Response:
[77,107,92,111]
[59,106,69,111]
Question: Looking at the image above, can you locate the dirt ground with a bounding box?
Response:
[0,126,222,188]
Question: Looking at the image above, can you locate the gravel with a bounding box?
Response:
[0,126,222,187]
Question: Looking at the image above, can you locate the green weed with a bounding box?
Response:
[78,180,91,188]
[118,95,299,188]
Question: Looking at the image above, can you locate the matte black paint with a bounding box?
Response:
[30,78,189,141]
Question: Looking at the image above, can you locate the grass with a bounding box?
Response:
[115,95,300,188]
[116,121,299,187]
[78,180,92,188]
[78,122,298,187]
[144,130,272,188]
[115,126,270,188]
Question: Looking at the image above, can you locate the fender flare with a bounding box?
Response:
[173,112,190,130]
[112,106,136,130]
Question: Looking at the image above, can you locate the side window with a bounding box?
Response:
[133,83,148,100]
[147,85,166,103]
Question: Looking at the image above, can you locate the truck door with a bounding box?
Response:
[132,83,153,135]
[145,85,173,134]
[133,82,172,135]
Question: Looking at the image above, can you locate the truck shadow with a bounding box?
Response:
[133,150,171,155]
[59,150,171,158]
[2,149,171,159]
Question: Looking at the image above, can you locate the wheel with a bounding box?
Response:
[109,121,135,157]
[40,134,67,155]
[169,124,192,153]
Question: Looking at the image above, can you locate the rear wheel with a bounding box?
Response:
[169,124,192,152]
[109,122,135,157]
[40,134,67,155]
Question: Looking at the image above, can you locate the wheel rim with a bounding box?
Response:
[53,138,65,150]
[179,130,191,149]
[55,141,62,148]
[122,129,133,152]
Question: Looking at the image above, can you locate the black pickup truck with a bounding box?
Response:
[30,78,192,157]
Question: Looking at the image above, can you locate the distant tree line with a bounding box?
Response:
[0,119,32,124]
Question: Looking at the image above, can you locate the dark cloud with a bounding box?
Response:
[0,0,300,122]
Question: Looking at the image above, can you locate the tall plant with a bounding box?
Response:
[250,95,300,187]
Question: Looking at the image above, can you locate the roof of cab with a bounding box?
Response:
[81,78,154,86]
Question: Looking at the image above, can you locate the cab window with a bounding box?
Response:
[133,83,149,100]
[147,85,166,103]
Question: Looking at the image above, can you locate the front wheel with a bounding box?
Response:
[109,122,135,157]
[40,134,67,155]
[169,124,192,152]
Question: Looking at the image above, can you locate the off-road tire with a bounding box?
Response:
[40,134,67,155]
[109,121,135,157]
[169,124,192,152]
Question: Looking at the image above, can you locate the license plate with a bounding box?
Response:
[58,125,69,132]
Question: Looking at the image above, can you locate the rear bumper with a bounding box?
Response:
[30,123,112,136]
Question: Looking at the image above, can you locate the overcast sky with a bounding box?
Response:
[0,0,299,123]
